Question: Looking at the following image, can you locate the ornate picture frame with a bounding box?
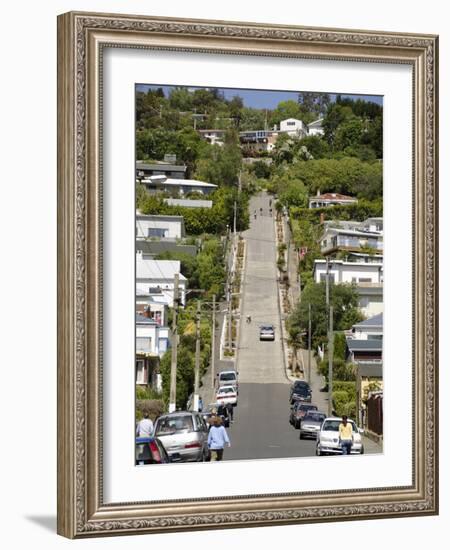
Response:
[57,11,438,538]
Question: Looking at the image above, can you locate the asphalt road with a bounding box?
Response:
[225,192,316,460]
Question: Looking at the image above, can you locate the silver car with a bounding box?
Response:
[315,417,364,455]
[153,411,210,462]
[259,324,275,341]
[299,411,326,439]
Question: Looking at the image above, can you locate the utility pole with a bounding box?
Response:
[328,305,334,417]
[168,273,179,413]
[308,303,312,385]
[356,362,362,426]
[211,294,216,389]
[325,256,330,308]
[227,282,232,353]
[193,300,201,412]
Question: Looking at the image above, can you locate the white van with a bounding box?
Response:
[217,370,239,393]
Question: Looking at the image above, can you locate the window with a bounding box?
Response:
[136,337,152,353]
[359,278,372,283]
[287,121,296,126]
[147,228,168,238]
[136,360,145,384]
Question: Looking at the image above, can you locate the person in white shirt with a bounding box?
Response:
[136,412,154,437]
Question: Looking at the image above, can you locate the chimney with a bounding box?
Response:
[316,189,321,197]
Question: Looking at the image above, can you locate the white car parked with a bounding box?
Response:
[315,417,364,455]
[215,385,238,407]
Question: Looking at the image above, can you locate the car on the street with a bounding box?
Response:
[315,417,364,455]
[217,370,239,393]
[135,436,171,465]
[153,411,210,462]
[215,385,238,406]
[290,380,312,404]
[299,411,327,439]
[202,403,231,427]
[259,324,275,341]
[289,402,318,429]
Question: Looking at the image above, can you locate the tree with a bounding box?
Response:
[270,100,306,126]
[297,92,331,117]
[287,282,363,349]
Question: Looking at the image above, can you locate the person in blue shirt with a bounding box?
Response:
[207,416,231,461]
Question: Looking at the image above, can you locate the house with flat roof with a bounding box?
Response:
[320,226,383,256]
[140,175,217,196]
[136,213,185,240]
[136,253,187,307]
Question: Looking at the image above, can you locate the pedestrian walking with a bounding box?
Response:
[207,416,231,461]
[246,314,252,323]
[226,402,234,423]
[338,415,354,455]
[198,396,203,412]
[136,411,154,438]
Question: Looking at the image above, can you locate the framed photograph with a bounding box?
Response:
[57,11,438,538]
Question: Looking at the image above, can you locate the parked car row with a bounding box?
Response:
[289,380,365,455]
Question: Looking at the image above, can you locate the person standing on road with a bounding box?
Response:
[136,411,154,438]
[207,416,231,461]
[338,415,353,455]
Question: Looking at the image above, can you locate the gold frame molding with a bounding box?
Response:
[57,11,439,539]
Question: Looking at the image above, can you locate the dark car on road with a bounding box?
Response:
[290,380,312,404]
[135,437,171,465]
[289,402,318,429]
[299,411,327,439]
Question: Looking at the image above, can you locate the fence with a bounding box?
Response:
[366,392,383,435]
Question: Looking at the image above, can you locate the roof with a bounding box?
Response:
[346,339,383,352]
[164,198,213,208]
[353,313,383,329]
[323,227,383,238]
[313,192,356,201]
[314,259,383,268]
[136,258,187,281]
[136,162,187,172]
[143,177,217,189]
[357,361,383,377]
[136,313,158,325]
[136,213,185,222]
[308,118,323,127]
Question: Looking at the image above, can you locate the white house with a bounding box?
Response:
[357,285,383,318]
[278,118,308,138]
[350,313,383,341]
[136,253,187,307]
[136,213,185,240]
[136,313,169,357]
[141,175,218,196]
[307,118,324,136]
[313,258,383,318]
[320,227,383,256]
[313,258,383,285]
[135,313,169,391]
[197,129,226,146]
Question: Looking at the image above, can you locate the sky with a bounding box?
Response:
[136,83,382,110]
